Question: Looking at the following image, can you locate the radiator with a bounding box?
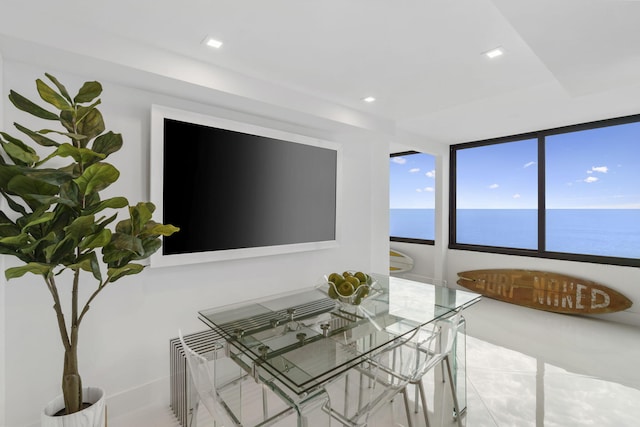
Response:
[169,329,222,427]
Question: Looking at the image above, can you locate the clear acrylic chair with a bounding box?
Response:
[323,325,425,427]
[178,330,297,426]
[409,309,465,427]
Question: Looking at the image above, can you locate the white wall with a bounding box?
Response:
[0,49,6,427]
[0,57,390,426]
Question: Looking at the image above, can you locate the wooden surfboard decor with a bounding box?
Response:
[390,249,414,273]
[457,269,632,314]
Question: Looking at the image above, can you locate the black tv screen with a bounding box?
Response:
[150,106,339,266]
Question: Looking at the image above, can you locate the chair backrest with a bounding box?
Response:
[412,308,464,378]
[439,308,464,356]
[178,330,235,426]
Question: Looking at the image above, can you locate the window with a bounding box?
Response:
[455,139,538,249]
[390,151,436,244]
[450,114,640,267]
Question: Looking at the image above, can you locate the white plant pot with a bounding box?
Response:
[41,387,106,427]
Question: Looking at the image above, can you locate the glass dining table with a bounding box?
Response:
[198,274,481,425]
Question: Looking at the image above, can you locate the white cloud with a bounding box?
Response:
[524,161,536,168]
[584,176,599,183]
[425,170,436,178]
[591,166,608,173]
[586,170,593,174]
[513,193,521,199]
[417,187,434,193]
[391,157,406,164]
[489,184,499,189]
[409,168,420,173]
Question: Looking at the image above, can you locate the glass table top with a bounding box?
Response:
[198,274,481,396]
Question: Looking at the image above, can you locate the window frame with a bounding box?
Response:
[390,150,435,246]
[449,113,640,268]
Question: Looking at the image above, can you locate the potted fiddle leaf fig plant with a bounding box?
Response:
[0,73,179,426]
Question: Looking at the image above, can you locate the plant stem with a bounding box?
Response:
[77,278,110,325]
[46,274,82,413]
[46,275,70,351]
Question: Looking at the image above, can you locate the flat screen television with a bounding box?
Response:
[149,105,340,267]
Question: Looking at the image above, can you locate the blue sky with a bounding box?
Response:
[454,121,640,209]
[456,139,538,209]
[389,153,436,209]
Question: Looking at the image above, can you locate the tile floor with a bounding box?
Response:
[110,298,640,426]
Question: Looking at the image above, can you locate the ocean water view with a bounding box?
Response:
[390,209,435,241]
[390,208,640,259]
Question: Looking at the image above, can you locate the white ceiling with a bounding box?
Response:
[1,0,640,145]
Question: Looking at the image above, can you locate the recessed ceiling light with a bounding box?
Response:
[203,37,223,49]
[362,96,376,103]
[484,47,504,59]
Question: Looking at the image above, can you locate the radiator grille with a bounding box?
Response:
[169,329,222,426]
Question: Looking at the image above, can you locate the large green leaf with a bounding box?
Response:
[39,128,86,140]
[1,140,39,166]
[18,230,57,257]
[136,237,162,259]
[67,252,102,281]
[8,90,58,120]
[76,108,105,146]
[102,245,128,264]
[45,73,72,104]
[27,194,65,207]
[21,212,55,232]
[83,197,128,215]
[91,132,123,159]
[79,228,111,251]
[107,263,145,282]
[44,237,76,264]
[0,233,30,246]
[0,211,20,236]
[0,131,37,153]
[0,163,21,190]
[103,232,144,266]
[74,163,119,196]
[36,79,72,111]
[129,202,154,234]
[94,213,118,231]
[48,207,77,238]
[59,110,75,134]
[0,190,28,216]
[58,181,81,208]
[5,262,52,280]
[142,222,180,238]
[8,175,59,202]
[108,233,144,256]
[25,168,73,186]
[74,81,102,104]
[115,218,132,234]
[14,123,60,147]
[56,143,106,164]
[64,215,96,241]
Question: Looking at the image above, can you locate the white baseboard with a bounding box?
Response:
[106,377,170,421]
[20,378,172,427]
